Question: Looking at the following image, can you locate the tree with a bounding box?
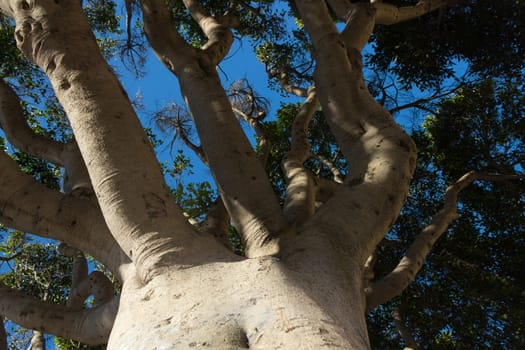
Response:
[0,0,523,349]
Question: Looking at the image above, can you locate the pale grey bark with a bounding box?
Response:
[0,0,480,349]
[0,150,127,276]
[0,79,65,165]
[282,87,319,225]
[0,283,118,345]
[0,78,91,195]
[292,0,417,268]
[9,0,227,283]
[141,0,288,258]
[58,244,115,308]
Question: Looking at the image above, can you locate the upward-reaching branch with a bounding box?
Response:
[5,0,224,282]
[282,87,319,226]
[141,0,288,257]
[182,0,237,65]
[0,79,65,165]
[365,172,522,310]
[293,1,417,264]
[0,79,91,195]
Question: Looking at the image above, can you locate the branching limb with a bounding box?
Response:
[389,86,461,115]
[293,0,417,266]
[229,79,271,164]
[314,177,341,205]
[274,70,308,98]
[58,243,88,308]
[0,79,92,195]
[375,0,451,25]
[142,0,288,258]
[393,308,419,350]
[0,150,128,278]
[0,284,118,346]
[365,172,522,310]
[59,244,115,310]
[232,106,270,164]
[182,0,238,66]
[0,79,65,165]
[314,154,345,183]
[5,1,223,281]
[282,87,319,226]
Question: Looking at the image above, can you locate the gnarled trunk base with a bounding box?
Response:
[109,258,370,349]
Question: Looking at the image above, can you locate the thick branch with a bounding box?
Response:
[182,0,236,65]
[293,0,417,264]
[142,0,288,257]
[0,79,65,165]
[282,88,319,225]
[8,1,219,281]
[0,77,91,194]
[58,244,115,310]
[0,284,117,346]
[375,0,450,25]
[0,150,127,278]
[365,172,521,310]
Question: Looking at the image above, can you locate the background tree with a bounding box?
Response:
[0,0,523,349]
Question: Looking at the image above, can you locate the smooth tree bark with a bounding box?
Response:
[0,0,517,349]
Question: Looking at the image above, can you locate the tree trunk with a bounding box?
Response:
[109,257,370,349]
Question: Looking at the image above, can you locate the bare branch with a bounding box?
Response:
[314,154,345,184]
[389,86,461,115]
[9,1,220,282]
[393,308,419,350]
[293,0,417,266]
[275,70,308,98]
[0,283,117,346]
[282,88,319,225]
[182,0,237,65]
[375,0,451,25]
[142,2,288,257]
[59,244,115,307]
[140,0,197,73]
[365,172,522,310]
[0,150,128,278]
[58,243,88,308]
[0,79,66,165]
[155,104,208,165]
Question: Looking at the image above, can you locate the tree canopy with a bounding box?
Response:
[0,0,523,349]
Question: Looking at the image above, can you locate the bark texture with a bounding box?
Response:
[0,0,476,349]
